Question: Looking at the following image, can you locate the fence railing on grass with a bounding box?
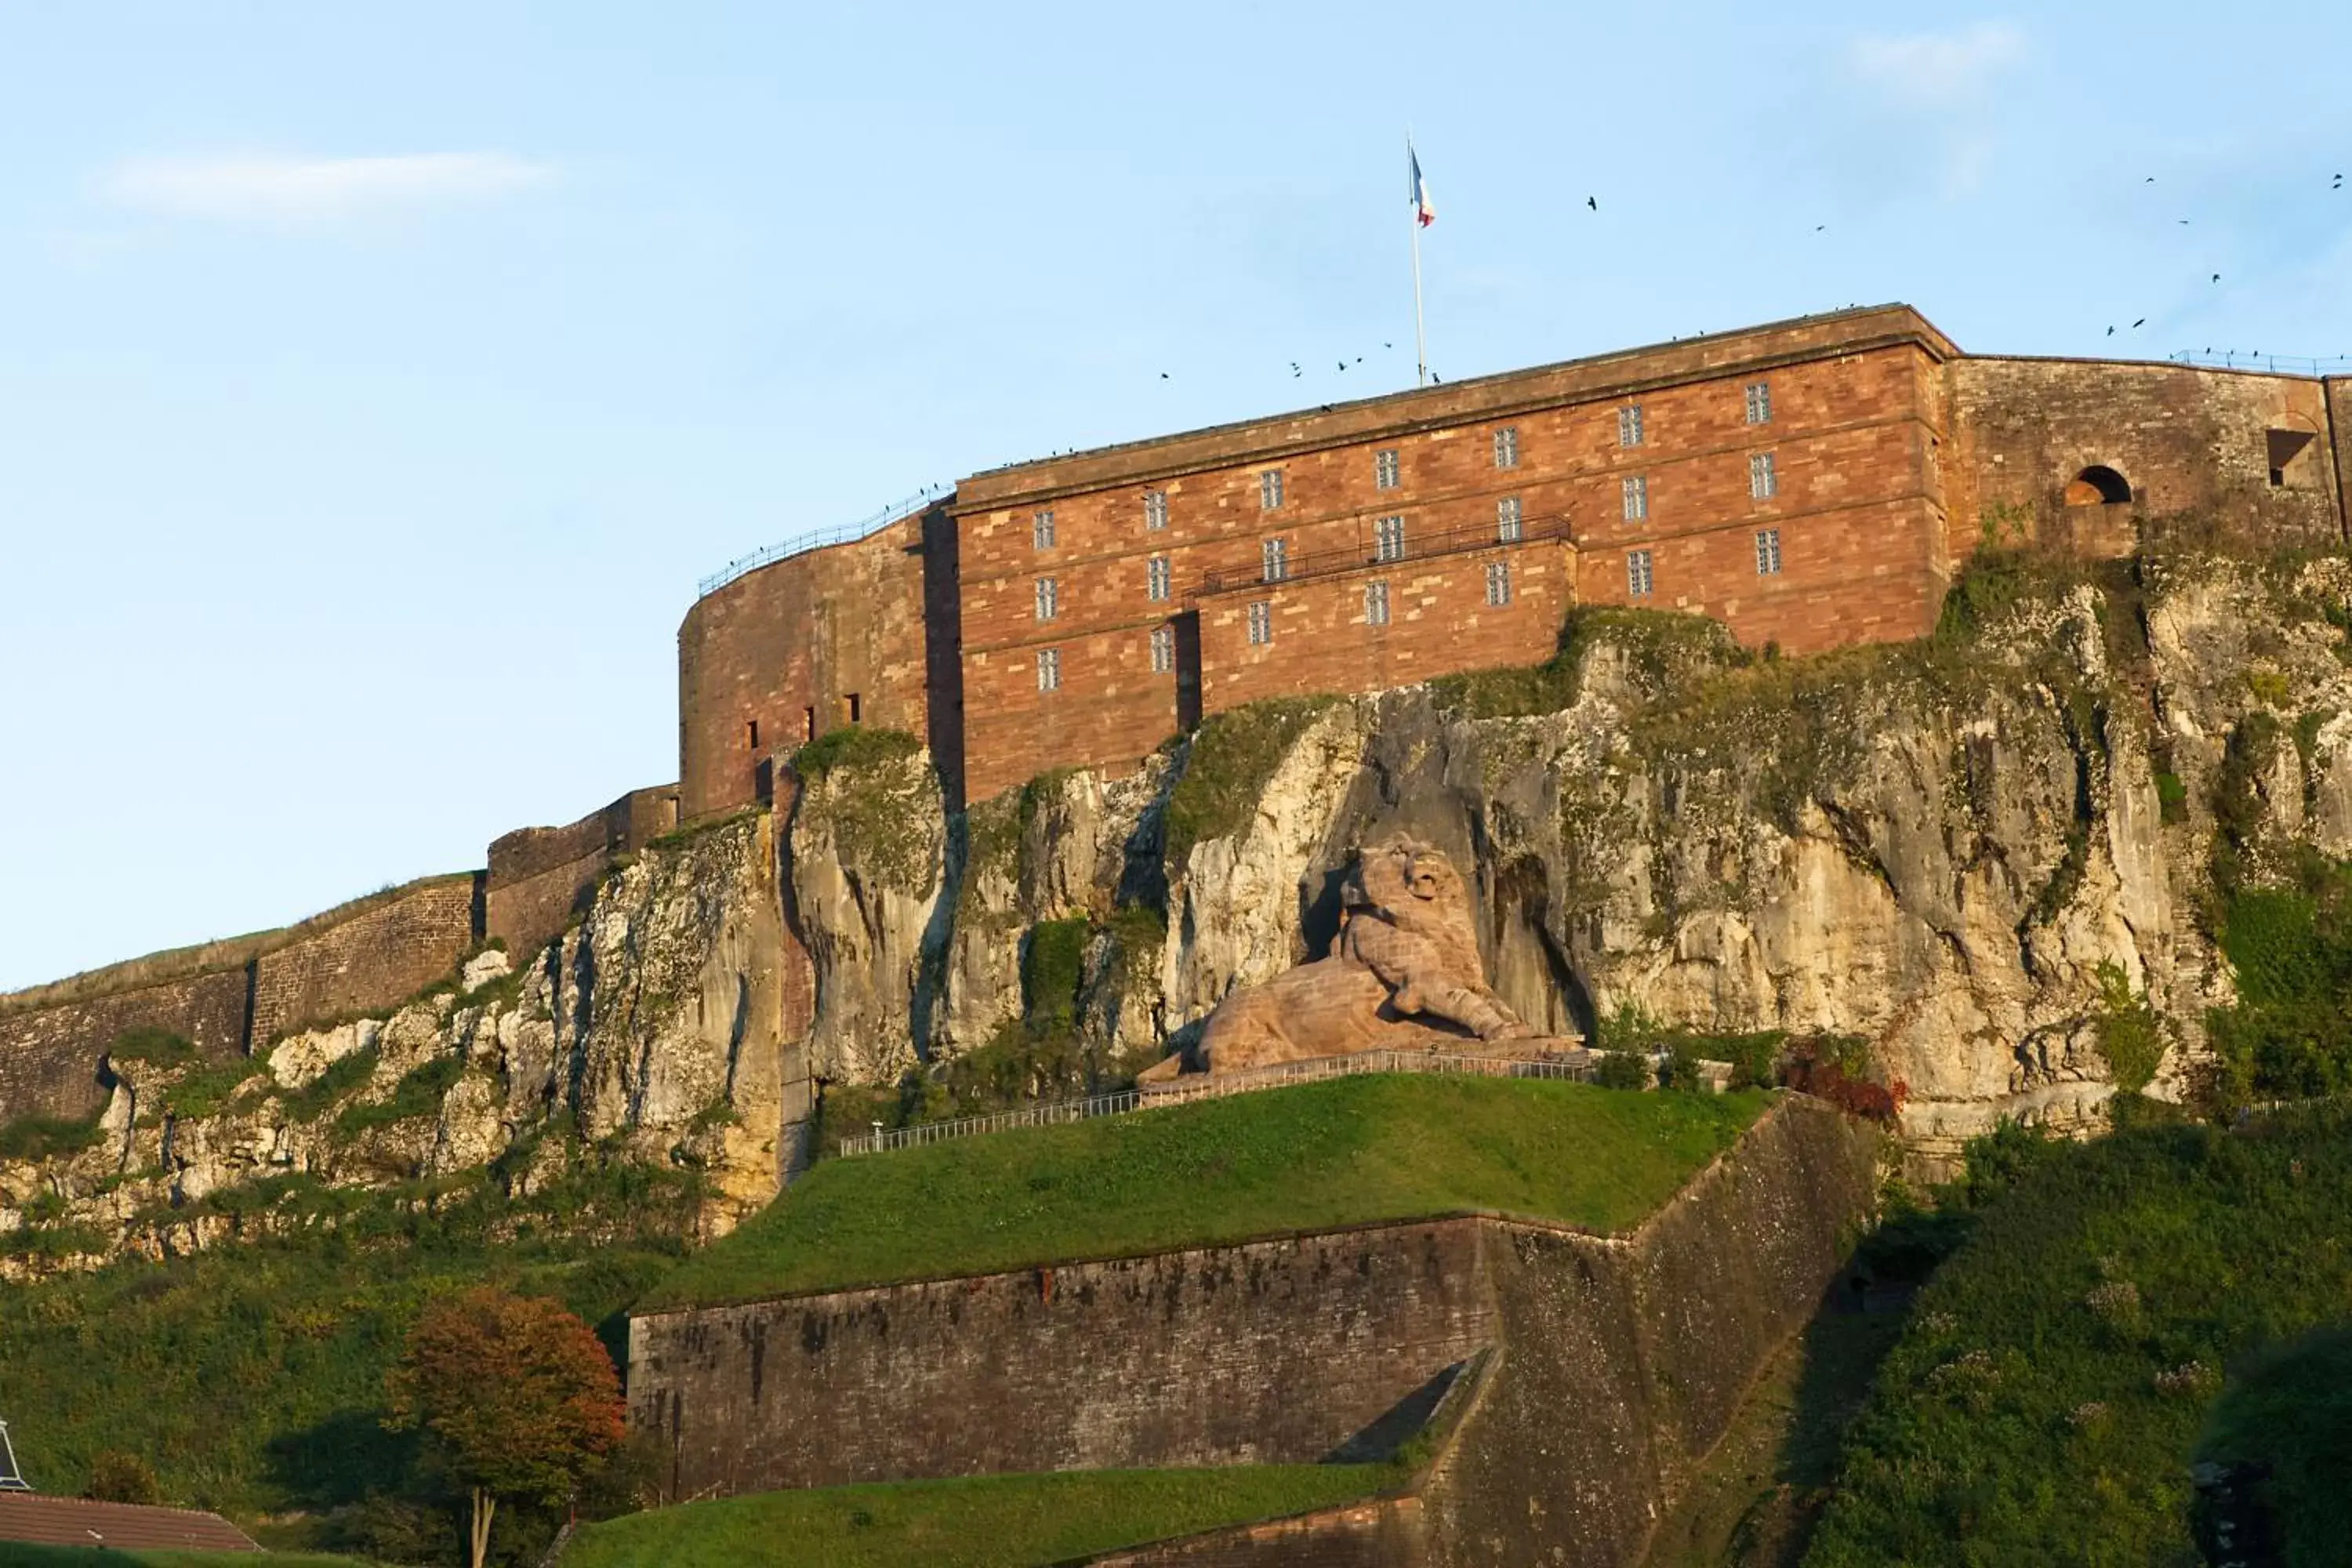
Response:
[833,1046,1595,1157]
[695,485,948,598]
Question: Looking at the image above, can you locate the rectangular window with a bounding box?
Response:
[1485,561,1512,607]
[747,719,760,750]
[1627,550,1654,597]
[1745,381,1772,424]
[1261,537,1289,583]
[1496,495,1523,543]
[1374,448,1401,490]
[1247,601,1272,645]
[1622,474,1649,522]
[1365,580,1391,626]
[1493,426,1519,468]
[1618,405,1645,447]
[1143,489,1168,530]
[1033,510,1056,549]
[1034,577,1058,620]
[1150,625,1175,673]
[1374,514,1405,563]
[1146,557,1171,601]
[802,706,816,742]
[1036,647,1062,691]
[1259,469,1285,510]
[1750,451,1778,500]
[1755,528,1783,575]
[845,692,861,724]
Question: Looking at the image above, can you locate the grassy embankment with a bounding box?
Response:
[1800,1102,2352,1566]
[645,1073,1768,1310]
[561,1464,1399,1568]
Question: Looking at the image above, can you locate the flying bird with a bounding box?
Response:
[1815,224,1827,231]
[2107,326,2116,336]
[1338,361,1347,372]
[2212,273,2222,281]
[1159,372,1170,379]
[1586,196,1598,211]
[2132,318,2146,328]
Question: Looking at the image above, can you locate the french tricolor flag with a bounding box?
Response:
[1410,146,1436,227]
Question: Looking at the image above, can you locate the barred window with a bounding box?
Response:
[1497,495,1523,543]
[1034,577,1058,620]
[1143,489,1168,530]
[1750,451,1778,500]
[1261,537,1289,583]
[1493,426,1519,468]
[1618,405,1645,447]
[1744,381,1773,424]
[1622,474,1649,522]
[1036,647,1062,691]
[1374,448,1401,490]
[1627,550,1653,597]
[1259,469,1284,510]
[1365,580,1391,626]
[1150,625,1175,673]
[1247,601,1273,645]
[1146,557,1171,602]
[1374,514,1406,563]
[1485,561,1512,606]
[1755,528,1783,575]
[1033,510,1056,549]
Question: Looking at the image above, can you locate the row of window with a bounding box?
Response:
[1027,383,1774,549]
[1617,452,1779,522]
[1620,528,1783,598]
[1030,498,1534,619]
[1030,563,1519,689]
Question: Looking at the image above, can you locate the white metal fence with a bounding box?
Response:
[833,1047,1596,1157]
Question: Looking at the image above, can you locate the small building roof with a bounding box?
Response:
[0,1490,260,1552]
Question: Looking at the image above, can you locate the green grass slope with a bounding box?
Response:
[644,1075,1769,1310]
[561,1465,1396,1568]
[1803,1103,2352,1567]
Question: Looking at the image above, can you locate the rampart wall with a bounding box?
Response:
[627,1095,1878,1566]
[485,785,681,962]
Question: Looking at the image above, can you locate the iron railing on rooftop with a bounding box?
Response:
[2166,350,2352,378]
[833,1046,1596,1157]
[696,485,949,598]
[1192,513,1572,600]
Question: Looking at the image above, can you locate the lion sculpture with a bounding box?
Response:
[1140,836,1539,1083]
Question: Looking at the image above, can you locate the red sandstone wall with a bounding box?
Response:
[676,509,935,821]
[1944,358,2345,558]
[2329,378,2352,538]
[485,785,681,961]
[954,326,1952,798]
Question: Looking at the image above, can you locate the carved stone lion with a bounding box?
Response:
[1141,836,1539,1083]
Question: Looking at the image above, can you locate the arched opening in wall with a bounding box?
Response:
[2064,466,2133,506]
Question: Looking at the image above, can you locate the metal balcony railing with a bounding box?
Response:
[696,485,949,598]
[2166,350,2352,378]
[1192,512,1571,600]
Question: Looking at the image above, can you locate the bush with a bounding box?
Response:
[789,724,921,782]
[2092,961,2165,1094]
[1021,918,1091,1031]
[2194,1324,2352,1566]
[82,1449,161,1505]
[336,1055,464,1134]
[159,1061,267,1121]
[0,1113,104,1163]
[1592,1051,1650,1091]
[1163,697,1340,873]
[106,1027,198,1068]
[279,1046,380,1123]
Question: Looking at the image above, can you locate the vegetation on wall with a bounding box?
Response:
[1161,695,1340,874]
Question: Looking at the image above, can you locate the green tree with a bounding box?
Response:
[387,1287,626,1568]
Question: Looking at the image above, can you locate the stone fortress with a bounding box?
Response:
[5,300,2350,1128]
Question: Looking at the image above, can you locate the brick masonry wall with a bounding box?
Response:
[246,876,480,1046]
[2329,378,2352,536]
[486,786,681,962]
[1945,358,2347,557]
[0,967,250,1122]
[677,510,935,821]
[629,1220,1497,1498]
[1417,1097,1880,1568]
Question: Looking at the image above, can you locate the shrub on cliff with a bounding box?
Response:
[1161,696,1340,873]
[788,724,921,781]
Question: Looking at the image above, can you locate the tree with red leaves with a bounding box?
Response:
[387,1287,626,1568]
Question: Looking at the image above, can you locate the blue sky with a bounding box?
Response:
[1,3,2347,990]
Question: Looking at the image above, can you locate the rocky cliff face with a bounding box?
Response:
[9,549,2346,1272]
[0,814,806,1277]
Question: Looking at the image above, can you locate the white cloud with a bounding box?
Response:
[100,152,554,222]
[1849,23,2027,109]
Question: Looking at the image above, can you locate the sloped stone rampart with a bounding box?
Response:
[626,1093,1876,1568]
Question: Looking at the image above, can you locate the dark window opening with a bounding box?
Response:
[2267,428,2318,488]
[844,692,862,724]
[746,719,760,750]
[2064,466,2132,506]
[803,706,816,742]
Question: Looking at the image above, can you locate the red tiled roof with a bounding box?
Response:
[0,1490,258,1552]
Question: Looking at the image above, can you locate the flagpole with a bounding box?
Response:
[1409,133,1428,387]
